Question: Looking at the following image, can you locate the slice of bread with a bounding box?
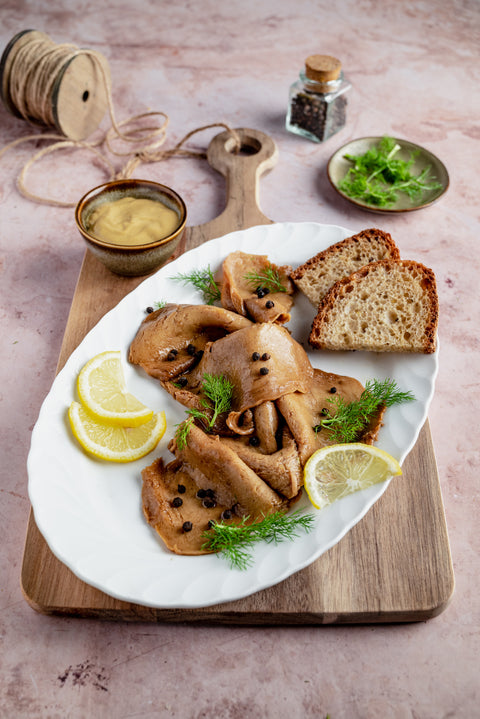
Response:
[291,228,400,306]
[309,259,438,354]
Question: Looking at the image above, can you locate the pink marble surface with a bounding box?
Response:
[1,0,478,716]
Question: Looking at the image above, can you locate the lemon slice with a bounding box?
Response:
[68,401,166,462]
[77,350,153,426]
[303,443,402,510]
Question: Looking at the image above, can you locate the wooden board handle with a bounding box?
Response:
[184,127,278,251]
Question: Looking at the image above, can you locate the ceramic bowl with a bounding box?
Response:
[327,136,449,214]
[75,179,187,276]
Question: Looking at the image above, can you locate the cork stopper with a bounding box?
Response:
[305,55,342,83]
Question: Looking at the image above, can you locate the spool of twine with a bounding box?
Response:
[0,30,240,206]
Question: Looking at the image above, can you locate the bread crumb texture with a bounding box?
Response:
[309,260,438,354]
[291,228,400,307]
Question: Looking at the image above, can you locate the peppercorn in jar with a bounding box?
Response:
[286,54,351,143]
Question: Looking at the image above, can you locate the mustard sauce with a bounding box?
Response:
[88,196,180,246]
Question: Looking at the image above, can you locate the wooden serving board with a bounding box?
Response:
[21,128,455,623]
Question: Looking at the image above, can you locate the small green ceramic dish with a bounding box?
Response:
[75,179,187,276]
[327,136,449,214]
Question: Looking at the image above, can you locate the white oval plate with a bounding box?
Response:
[28,223,438,608]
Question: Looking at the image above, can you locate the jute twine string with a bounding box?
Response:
[1,33,241,206]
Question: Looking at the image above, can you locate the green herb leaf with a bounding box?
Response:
[174,373,234,447]
[338,136,443,208]
[171,265,221,305]
[314,378,415,444]
[174,417,194,451]
[244,266,288,293]
[199,372,234,427]
[202,510,316,570]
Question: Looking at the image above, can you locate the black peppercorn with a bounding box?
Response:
[265,300,274,309]
[321,408,328,416]
[221,509,232,520]
[167,349,178,361]
[260,367,269,375]
[177,484,186,494]
[187,343,196,355]
[205,488,215,498]
[249,435,260,446]
[182,521,193,532]
[176,376,188,387]
[146,306,154,314]
[252,351,260,361]
[329,386,337,393]
[256,287,266,298]
[172,497,183,508]
[261,353,270,361]
[202,497,217,509]
[196,489,207,499]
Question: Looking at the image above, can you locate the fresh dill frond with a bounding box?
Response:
[244,266,288,293]
[202,510,316,570]
[170,265,221,304]
[174,417,194,451]
[174,373,234,447]
[154,299,167,309]
[186,372,234,430]
[338,135,443,208]
[363,378,416,407]
[314,378,415,444]
[199,372,234,427]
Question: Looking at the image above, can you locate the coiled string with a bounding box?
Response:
[0,32,240,206]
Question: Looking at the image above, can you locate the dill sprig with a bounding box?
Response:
[174,373,234,449]
[171,265,221,305]
[153,299,167,309]
[314,378,415,444]
[175,416,194,451]
[244,266,288,293]
[194,372,234,427]
[202,510,316,570]
[338,136,443,208]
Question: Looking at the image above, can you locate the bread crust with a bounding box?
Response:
[309,259,438,354]
[290,228,400,307]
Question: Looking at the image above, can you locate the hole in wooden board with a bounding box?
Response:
[225,135,262,156]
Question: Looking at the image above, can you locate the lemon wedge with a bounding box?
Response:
[303,443,402,510]
[77,350,153,427]
[68,401,166,462]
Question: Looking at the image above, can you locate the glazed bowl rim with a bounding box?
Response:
[75,179,187,252]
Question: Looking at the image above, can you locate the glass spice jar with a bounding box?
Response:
[286,54,351,143]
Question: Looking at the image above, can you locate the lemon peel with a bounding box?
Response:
[303,443,402,510]
[77,350,153,427]
[68,401,166,462]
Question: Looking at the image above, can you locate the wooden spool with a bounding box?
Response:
[0,29,109,140]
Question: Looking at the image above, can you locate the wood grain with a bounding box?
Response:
[21,128,455,623]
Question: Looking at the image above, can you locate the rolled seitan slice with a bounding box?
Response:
[220,251,294,324]
[171,323,313,434]
[171,424,287,517]
[129,303,252,381]
[142,457,236,555]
